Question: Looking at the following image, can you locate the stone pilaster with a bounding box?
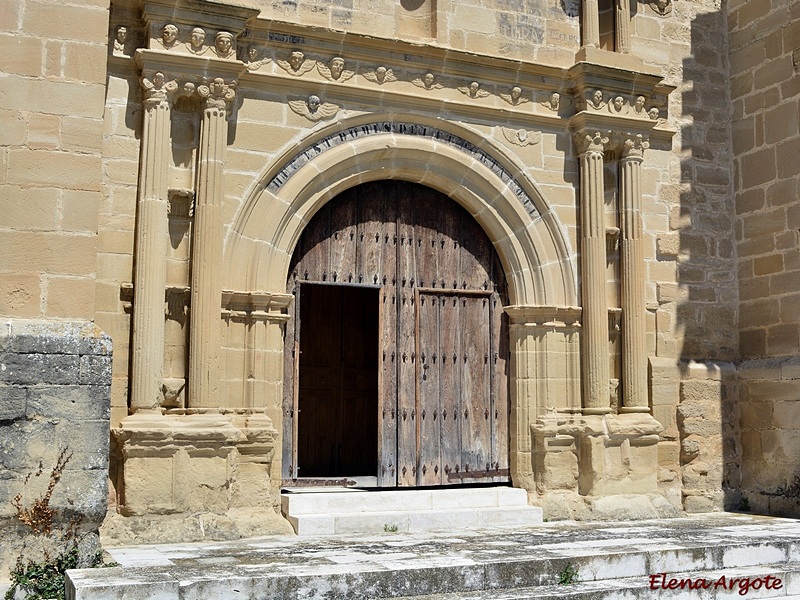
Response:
[189,78,236,408]
[616,0,631,53]
[576,131,611,414]
[130,72,176,411]
[582,0,600,47]
[619,134,650,412]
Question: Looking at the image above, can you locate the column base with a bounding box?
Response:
[110,409,287,541]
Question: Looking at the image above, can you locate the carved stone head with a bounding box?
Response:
[550,92,560,110]
[634,95,646,112]
[215,31,234,56]
[190,28,205,50]
[423,72,435,88]
[153,71,166,88]
[613,96,624,112]
[376,66,387,82]
[648,107,660,120]
[290,51,305,71]
[307,94,321,112]
[592,89,603,107]
[248,46,259,61]
[330,57,345,79]
[115,26,127,45]
[511,86,522,101]
[162,24,178,47]
[468,81,480,96]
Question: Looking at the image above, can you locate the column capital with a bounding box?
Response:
[198,77,236,114]
[574,130,611,156]
[619,133,650,160]
[141,71,177,108]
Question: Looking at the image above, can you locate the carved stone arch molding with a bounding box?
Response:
[224,115,578,308]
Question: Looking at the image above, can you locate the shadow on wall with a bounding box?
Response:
[670,7,741,515]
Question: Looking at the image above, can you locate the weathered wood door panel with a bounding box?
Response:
[283,181,509,487]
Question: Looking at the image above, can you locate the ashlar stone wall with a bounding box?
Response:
[0,0,112,585]
[730,0,800,516]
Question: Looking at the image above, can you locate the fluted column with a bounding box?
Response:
[576,131,611,414]
[582,0,600,47]
[188,78,235,408]
[130,72,176,411]
[616,0,631,53]
[619,134,650,412]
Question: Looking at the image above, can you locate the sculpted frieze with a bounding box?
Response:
[541,92,560,112]
[363,66,397,85]
[458,81,490,99]
[649,0,672,16]
[412,72,443,91]
[244,46,271,71]
[318,57,354,82]
[277,50,316,76]
[499,127,542,147]
[288,95,340,122]
[500,86,530,106]
[198,78,236,113]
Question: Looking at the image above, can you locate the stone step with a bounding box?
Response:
[281,486,530,515]
[67,515,800,600]
[282,486,540,535]
[390,562,800,599]
[287,505,545,535]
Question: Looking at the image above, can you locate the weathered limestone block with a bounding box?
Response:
[107,410,291,543]
[578,414,662,496]
[0,320,111,583]
[677,361,738,513]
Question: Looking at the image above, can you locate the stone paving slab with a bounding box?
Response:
[67,514,800,599]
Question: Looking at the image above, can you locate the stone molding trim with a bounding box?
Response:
[264,121,542,222]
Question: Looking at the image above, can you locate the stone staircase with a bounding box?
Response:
[281,486,543,535]
[67,514,800,599]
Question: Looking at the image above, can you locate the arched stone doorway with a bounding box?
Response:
[282,180,509,488]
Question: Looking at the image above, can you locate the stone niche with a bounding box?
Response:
[105,410,292,544]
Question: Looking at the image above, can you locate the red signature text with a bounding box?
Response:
[649,573,783,596]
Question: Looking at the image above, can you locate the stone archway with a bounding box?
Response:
[223,117,578,490]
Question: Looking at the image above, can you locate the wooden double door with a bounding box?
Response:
[283,181,509,487]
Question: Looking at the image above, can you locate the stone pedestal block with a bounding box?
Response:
[113,410,276,518]
[578,414,662,496]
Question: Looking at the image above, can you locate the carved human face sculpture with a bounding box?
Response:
[593,89,603,106]
[248,46,258,61]
[290,51,304,71]
[190,28,205,50]
[511,86,522,101]
[376,66,387,82]
[424,72,434,88]
[613,96,624,111]
[551,92,560,109]
[116,26,127,44]
[635,95,645,112]
[162,24,178,46]
[469,82,479,96]
[215,32,233,56]
[330,57,345,79]
[307,95,321,112]
[153,72,165,88]
[648,107,660,120]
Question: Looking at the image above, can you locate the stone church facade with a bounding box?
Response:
[1,0,798,568]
